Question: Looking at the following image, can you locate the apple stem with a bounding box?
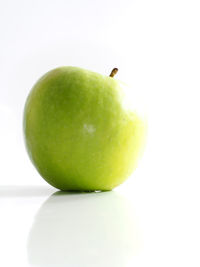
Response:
[109,68,118,78]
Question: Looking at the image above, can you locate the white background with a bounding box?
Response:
[0,0,200,266]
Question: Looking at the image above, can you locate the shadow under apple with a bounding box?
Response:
[0,185,55,198]
[27,191,141,267]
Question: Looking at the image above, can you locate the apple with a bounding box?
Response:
[23,66,146,191]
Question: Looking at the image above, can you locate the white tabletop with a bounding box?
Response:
[1,176,199,267]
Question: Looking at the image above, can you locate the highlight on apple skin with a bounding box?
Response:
[23,66,146,191]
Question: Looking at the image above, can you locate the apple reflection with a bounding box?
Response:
[27,191,140,267]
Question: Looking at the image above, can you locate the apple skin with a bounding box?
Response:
[23,66,146,191]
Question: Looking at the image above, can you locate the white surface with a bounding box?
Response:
[1,183,200,267]
[0,0,200,266]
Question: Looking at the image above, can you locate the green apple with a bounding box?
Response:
[23,66,146,191]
